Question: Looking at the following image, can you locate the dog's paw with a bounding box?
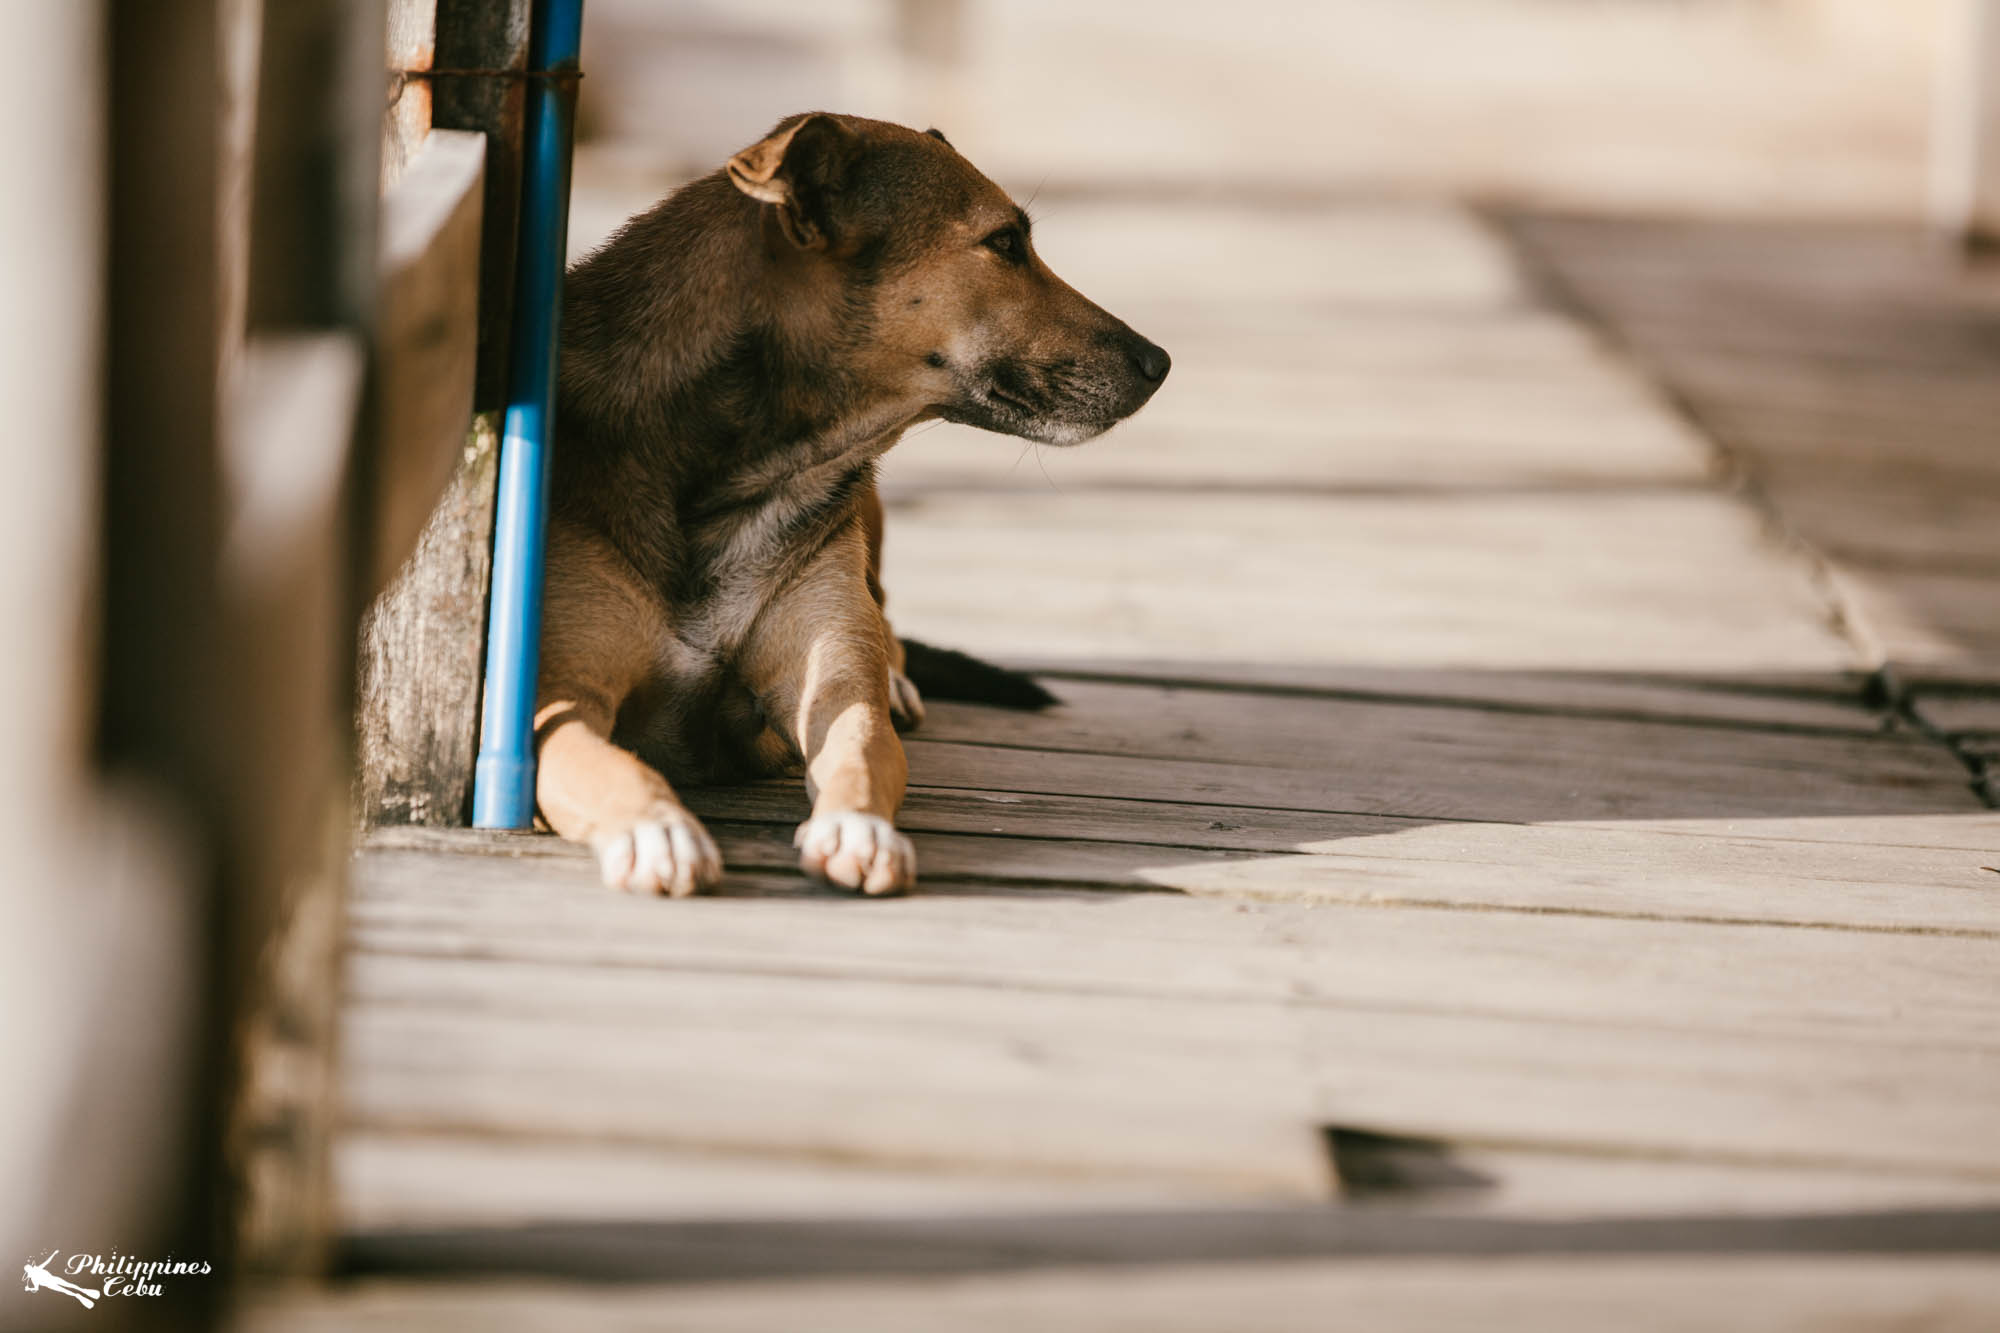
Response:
[594,809,722,897]
[794,811,916,895]
[888,666,925,731]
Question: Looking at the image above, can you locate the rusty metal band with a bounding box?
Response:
[386,66,582,109]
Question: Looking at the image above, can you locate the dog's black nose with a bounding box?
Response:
[1132,337,1171,383]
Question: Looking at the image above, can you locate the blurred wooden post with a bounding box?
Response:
[1932,0,2000,246]
[232,0,383,1279]
[96,0,235,1320]
[0,3,229,1329]
[356,0,534,828]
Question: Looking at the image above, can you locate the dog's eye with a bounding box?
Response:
[982,227,1025,261]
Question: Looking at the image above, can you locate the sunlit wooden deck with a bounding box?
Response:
[248,198,2000,1331]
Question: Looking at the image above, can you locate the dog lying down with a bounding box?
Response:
[538,112,1170,896]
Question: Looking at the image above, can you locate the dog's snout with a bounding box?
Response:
[1131,336,1171,384]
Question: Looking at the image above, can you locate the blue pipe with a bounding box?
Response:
[472,0,585,828]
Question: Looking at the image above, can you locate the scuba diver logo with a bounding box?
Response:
[22,1249,210,1307]
[23,1251,100,1309]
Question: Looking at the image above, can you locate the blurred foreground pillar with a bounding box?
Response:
[1933,0,2000,245]
[0,1,225,1330]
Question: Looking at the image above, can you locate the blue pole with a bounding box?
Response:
[472,0,584,828]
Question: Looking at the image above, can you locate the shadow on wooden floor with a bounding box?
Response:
[1503,213,2000,689]
[336,1204,2000,1286]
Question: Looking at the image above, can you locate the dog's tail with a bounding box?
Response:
[900,638,1058,709]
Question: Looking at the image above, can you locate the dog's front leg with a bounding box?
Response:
[741,526,916,894]
[534,688,721,896]
[534,523,721,896]
[860,479,924,731]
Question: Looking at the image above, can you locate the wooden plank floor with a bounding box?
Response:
[1506,214,2000,804]
[249,201,2000,1331]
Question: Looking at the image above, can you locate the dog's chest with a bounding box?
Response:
[684,455,871,605]
[632,458,871,683]
[601,433,890,777]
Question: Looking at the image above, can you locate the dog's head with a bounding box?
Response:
[727,112,1169,445]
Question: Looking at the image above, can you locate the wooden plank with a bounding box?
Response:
[1838,568,2000,686]
[674,782,2000,858]
[337,932,2000,1182]
[348,846,2000,1044]
[364,791,2000,930]
[353,127,488,827]
[1647,361,2000,457]
[889,680,1974,821]
[332,1129,2000,1235]
[691,782,2000,856]
[369,127,483,595]
[974,661,1884,733]
[355,416,498,826]
[1511,221,2000,372]
[892,734,1977,829]
[335,1130,1246,1229]
[341,841,2000,1192]
[237,1259,2000,1333]
[904,681,1934,782]
[1745,471,2000,573]
[1506,213,2000,690]
[878,491,1856,673]
[1911,691,2000,740]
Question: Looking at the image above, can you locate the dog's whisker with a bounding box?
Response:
[1032,442,1063,492]
[1023,175,1048,217]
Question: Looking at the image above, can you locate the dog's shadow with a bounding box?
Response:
[391,662,1986,903]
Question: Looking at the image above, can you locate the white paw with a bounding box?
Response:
[888,666,925,731]
[795,811,916,895]
[594,809,722,897]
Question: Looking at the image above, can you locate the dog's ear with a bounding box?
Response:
[726,114,858,250]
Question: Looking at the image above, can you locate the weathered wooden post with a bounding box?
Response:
[357,0,537,828]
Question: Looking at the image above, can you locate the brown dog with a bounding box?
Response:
[537,112,1169,895]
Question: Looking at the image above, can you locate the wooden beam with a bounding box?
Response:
[355,416,499,827]
[353,128,493,828]
[352,0,535,830]
[231,0,383,1282]
[434,0,535,412]
[369,128,484,596]
[227,331,364,1276]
